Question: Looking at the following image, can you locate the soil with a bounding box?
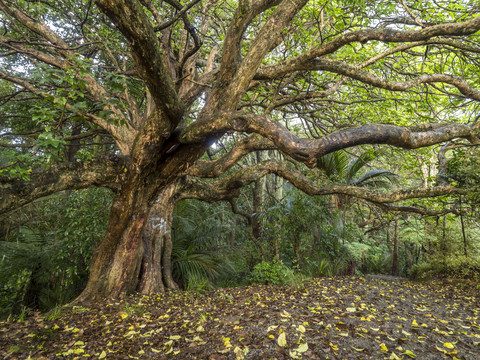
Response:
[1,276,479,359]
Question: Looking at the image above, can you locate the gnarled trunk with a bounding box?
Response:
[138,183,179,293]
[76,180,180,303]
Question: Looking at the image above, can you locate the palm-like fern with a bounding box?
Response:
[172,200,234,290]
[317,149,398,188]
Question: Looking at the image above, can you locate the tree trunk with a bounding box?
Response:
[392,218,399,276]
[138,183,179,293]
[75,180,180,303]
[459,196,468,258]
[252,152,265,248]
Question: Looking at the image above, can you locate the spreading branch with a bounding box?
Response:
[255,16,480,80]
[179,159,463,203]
[181,112,478,167]
[0,156,126,215]
[186,136,276,178]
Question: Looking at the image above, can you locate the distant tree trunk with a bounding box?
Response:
[66,121,81,162]
[459,196,468,258]
[442,215,447,269]
[230,217,236,247]
[311,226,319,254]
[252,152,265,247]
[392,218,399,276]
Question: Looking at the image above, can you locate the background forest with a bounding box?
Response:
[2,144,480,319]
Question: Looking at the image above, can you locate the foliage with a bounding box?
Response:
[250,260,295,286]
[172,200,235,291]
[0,187,112,318]
[410,256,480,281]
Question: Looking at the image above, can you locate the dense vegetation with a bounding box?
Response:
[2,162,480,319]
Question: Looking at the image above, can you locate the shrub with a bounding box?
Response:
[250,260,294,285]
[409,256,480,280]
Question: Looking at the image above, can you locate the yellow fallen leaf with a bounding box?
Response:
[296,343,308,353]
[352,347,364,352]
[234,346,246,360]
[99,350,107,359]
[169,335,181,340]
[403,350,416,358]
[443,342,454,349]
[267,325,278,332]
[346,307,356,312]
[196,325,205,332]
[289,350,302,359]
[389,352,401,360]
[412,320,419,328]
[277,332,287,347]
[297,325,306,333]
[380,343,388,352]
[151,348,162,353]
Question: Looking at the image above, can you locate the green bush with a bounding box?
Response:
[409,256,480,280]
[250,261,294,285]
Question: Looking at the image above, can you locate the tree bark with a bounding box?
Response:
[138,183,180,294]
[75,179,180,302]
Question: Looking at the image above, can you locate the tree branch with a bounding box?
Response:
[93,0,184,123]
[181,111,479,167]
[0,156,126,215]
[0,68,135,155]
[179,159,463,203]
[186,136,276,178]
[255,16,480,80]
[377,203,462,216]
[279,58,480,101]
[217,0,308,110]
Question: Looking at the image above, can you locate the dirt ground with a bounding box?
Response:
[1,276,479,359]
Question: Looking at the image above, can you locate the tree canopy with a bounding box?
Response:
[1,0,480,302]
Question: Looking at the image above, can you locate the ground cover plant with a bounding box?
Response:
[1,276,479,359]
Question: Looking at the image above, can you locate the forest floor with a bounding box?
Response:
[1,276,479,360]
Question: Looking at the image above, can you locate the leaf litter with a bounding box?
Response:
[1,276,479,359]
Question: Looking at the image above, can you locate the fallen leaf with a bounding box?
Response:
[277,332,287,347]
[296,343,308,353]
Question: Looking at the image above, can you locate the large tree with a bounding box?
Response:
[1,0,480,302]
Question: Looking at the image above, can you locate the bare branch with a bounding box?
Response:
[377,203,461,216]
[281,58,480,101]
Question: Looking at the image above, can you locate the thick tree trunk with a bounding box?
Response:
[138,183,179,293]
[75,180,180,303]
